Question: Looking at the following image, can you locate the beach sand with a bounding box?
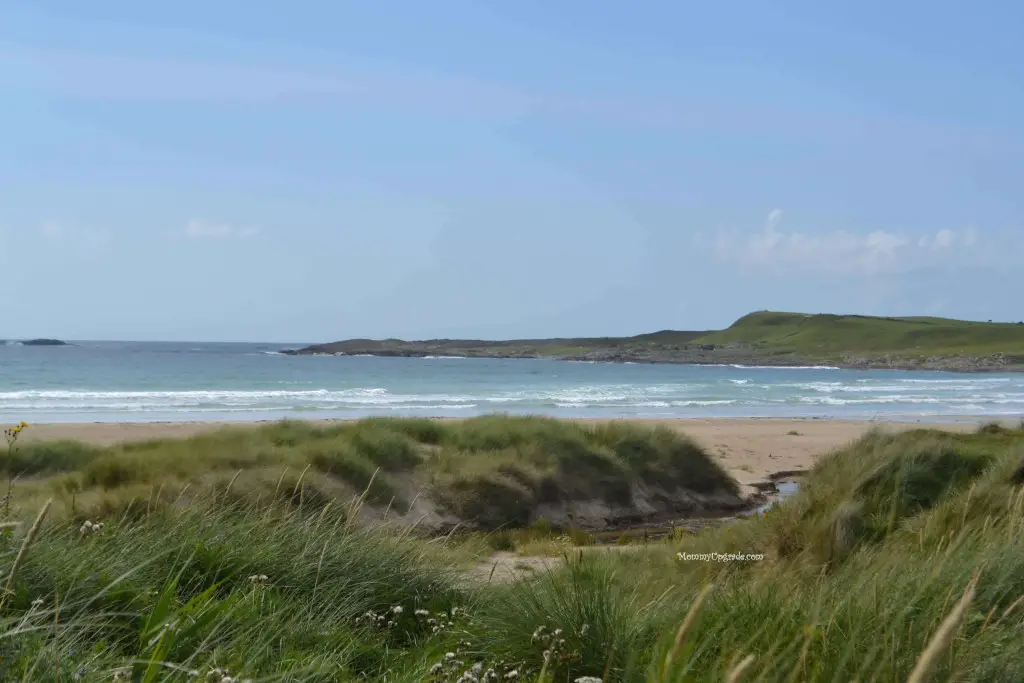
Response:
[18,417,985,487]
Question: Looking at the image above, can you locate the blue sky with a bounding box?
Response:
[2,1,1021,342]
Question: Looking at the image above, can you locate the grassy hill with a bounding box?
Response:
[694,311,1024,360]
[286,311,1024,370]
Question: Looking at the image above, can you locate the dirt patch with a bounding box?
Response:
[460,546,643,585]
[460,552,561,584]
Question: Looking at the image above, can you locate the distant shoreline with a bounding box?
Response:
[279,348,1024,372]
[279,310,1024,373]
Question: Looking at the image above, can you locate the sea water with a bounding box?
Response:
[1,341,1022,423]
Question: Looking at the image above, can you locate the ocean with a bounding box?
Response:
[1,341,1022,423]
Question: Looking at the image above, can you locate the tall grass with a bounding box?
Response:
[1,419,1022,681]
[12,416,738,530]
[1,495,470,681]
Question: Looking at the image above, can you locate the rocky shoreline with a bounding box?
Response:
[280,341,1023,373]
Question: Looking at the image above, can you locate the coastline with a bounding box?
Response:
[281,349,1024,373]
[18,416,989,488]
[278,308,1024,372]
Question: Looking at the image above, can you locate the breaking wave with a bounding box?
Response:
[3,344,1023,421]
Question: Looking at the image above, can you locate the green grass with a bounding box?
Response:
[290,310,1024,366]
[3,419,1024,681]
[694,310,1024,360]
[11,416,738,530]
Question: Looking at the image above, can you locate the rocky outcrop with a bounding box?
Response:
[838,353,1016,372]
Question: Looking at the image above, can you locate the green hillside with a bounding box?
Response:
[286,310,1024,369]
[695,311,1024,361]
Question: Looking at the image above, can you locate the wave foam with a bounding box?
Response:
[728,364,840,370]
[4,362,1023,419]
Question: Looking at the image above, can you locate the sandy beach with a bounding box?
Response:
[18,417,986,487]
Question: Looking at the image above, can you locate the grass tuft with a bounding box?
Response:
[2,418,1022,681]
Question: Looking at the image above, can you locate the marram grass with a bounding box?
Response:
[8,415,738,527]
[0,418,1021,681]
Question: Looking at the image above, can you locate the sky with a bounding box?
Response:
[2,1,1022,342]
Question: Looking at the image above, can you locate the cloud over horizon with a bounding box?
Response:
[701,210,1018,277]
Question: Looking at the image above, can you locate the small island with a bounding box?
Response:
[17,339,68,346]
[281,311,1024,372]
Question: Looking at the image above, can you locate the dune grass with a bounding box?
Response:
[10,416,737,530]
[2,419,1023,681]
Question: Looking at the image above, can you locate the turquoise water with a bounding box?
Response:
[1,341,1022,423]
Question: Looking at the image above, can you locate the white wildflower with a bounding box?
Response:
[504,671,519,680]
[391,605,403,615]
[80,520,103,536]
[575,677,603,683]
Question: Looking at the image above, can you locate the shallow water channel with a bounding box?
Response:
[750,481,800,515]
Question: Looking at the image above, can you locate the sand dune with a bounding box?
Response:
[17,417,984,487]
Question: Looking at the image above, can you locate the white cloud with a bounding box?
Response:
[704,210,1018,276]
[183,220,260,239]
[933,228,955,248]
[963,226,978,246]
